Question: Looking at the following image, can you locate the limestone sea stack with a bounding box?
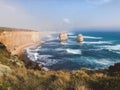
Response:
[59,32,68,42]
[77,34,84,42]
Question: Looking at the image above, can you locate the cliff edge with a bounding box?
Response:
[0,29,40,55]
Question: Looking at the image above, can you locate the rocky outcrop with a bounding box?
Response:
[59,32,68,42]
[0,30,40,55]
[77,34,84,42]
[0,64,12,76]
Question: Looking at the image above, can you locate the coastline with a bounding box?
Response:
[14,31,57,56]
[19,31,57,70]
[14,41,42,56]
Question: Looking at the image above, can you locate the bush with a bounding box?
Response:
[108,63,120,76]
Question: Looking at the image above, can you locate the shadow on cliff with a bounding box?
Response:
[0,42,11,56]
[19,51,43,70]
[0,42,6,49]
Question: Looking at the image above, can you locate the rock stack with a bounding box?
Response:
[77,34,84,42]
[59,32,68,42]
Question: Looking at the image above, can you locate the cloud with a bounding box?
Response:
[0,0,36,30]
[86,0,112,5]
[62,18,71,24]
[0,4,16,12]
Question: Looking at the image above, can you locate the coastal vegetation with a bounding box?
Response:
[0,43,120,90]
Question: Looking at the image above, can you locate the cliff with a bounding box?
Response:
[0,28,120,90]
[0,30,40,55]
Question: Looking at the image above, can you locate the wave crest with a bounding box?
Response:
[26,48,58,66]
[93,59,113,65]
[84,36,102,39]
[37,55,58,66]
[83,41,112,44]
[68,35,102,39]
[66,49,82,55]
[99,45,120,50]
[25,48,39,61]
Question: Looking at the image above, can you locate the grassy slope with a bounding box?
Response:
[0,45,120,90]
[0,27,120,90]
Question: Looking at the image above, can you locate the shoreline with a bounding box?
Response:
[19,32,57,71]
[16,30,57,56]
[19,40,49,70]
[19,41,44,70]
[15,41,42,56]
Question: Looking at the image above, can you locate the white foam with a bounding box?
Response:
[68,36,76,38]
[37,55,58,66]
[68,35,102,40]
[116,51,120,54]
[88,49,103,51]
[38,55,52,60]
[99,45,120,51]
[81,57,115,66]
[84,36,102,39]
[66,49,82,55]
[25,48,39,61]
[41,67,49,71]
[60,42,68,45]
[30,46,41,52]
[83,41,112,44]
[25,45,59,66]
[93,59,113,65]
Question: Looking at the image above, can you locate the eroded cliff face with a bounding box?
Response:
[0,30,40,55]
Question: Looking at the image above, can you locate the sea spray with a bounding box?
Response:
[26,31,120,70]
[66,49,82,55]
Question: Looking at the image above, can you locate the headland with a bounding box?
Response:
[0,27,120,90]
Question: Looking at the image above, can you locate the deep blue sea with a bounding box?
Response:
[26,30,120,70]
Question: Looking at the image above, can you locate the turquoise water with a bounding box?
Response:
[26,30,120,70]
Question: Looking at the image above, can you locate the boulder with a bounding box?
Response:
[10,59,24,68]
[41,67,49,71]
[59,32,68,42]
[77,34,84,42]
[0,64,12,76]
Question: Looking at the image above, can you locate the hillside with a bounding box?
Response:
[0,39,120,90]
[0,27,120,90]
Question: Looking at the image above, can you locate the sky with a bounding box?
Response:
[0,0,120,31]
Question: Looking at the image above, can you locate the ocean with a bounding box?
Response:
[26,30,120,70]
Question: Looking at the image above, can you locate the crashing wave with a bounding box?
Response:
[93,59,114,65]
[68,35,76,38]
[99,45,120,51]
[60,42,68,45]
[83,41,112,44]
[25,48,39,61]
[116,51,120,54]
[84,36,102,39]
[68,35,102,39]
[66,49,82,55]
[37,55,58,66]
[26,48,58,66]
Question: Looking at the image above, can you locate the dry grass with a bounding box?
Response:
[0,46,120,90]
